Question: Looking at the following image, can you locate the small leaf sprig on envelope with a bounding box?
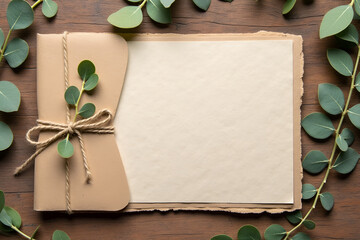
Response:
[0,0,58,152]
[57,60,98,158]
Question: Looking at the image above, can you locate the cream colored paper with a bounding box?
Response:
[115,33,300,208]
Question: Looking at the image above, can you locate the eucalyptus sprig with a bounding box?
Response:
[0,0,58,152]
[0,190,70,240]
[57,60,98,158]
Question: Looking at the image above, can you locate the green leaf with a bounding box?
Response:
[107,6,143,29]
[292,232,311,240]
[84,73,98,91]
[320,192,334,211]
[285,210,302,225]
[340,128,354,146]
[4,38,29,68]
[160,0,175,8]
[57,139,74,159]
[7,0,34,30]
[52,230,71,240]
[4,207,21,228]
[302,184,317,200]
[327,48,353,76]
[355,72,360,92]
[336,24,359,44]
[147,0,171,24]
[318,83,344,115]
[193,0,211,11]
[42,0,58,18]
[0,121,13,151]
[78,60,96,81]
[0,81,21,112]
[210,235,232,240]
[0,191,4,213]
[348,104,360,129]
[237,225,261,240]
[320,5,354,39]
[302,150,328,174]
[264,225,286,240]
[0,29,4,48]
[31,225,41,239]
[333,147,360,174]
[355,0,360,16]
[282,0,296,15]
[336,134,348,152]
[79,103,95,119]
[64,86,80,105]
[301,112,335,139]
[0,209,12,227]
[303,220,316,230]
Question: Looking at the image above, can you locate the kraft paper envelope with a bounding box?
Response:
[35,33,130,211]
[114,32,303,213]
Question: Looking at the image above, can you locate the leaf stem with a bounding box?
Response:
[139,0,148,8]
[65,80,85,139]
[11,225,34,240]
[0,29,13,63]
[284,45,360,239]
[31,0,43,9]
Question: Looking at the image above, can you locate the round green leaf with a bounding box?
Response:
[52,230,71,240]
[303,220,315,230]
[336,134,348,152]
[348,104,360,129]
[327,48,353,77]
[355,0,360,16]
[79,103,95,119]
[193,0,211,11]
[320,5,354,39]
[302,150,328,174]
[84,74,98,91]
[210,235,232,240]
[355,72,360,93]
[0,191,4,213]
[4,207,21,228]
[107,6,143,29]
[292,232,311,240]
[333,147,360,174]
[0,209,12,227]
[340,128,354,146]
[147,0,171,24]
[336,24,359,44]
[0,122,13,151]
[64,86,80,105]
[42,0,58,18]
[57,139,74,159]
[0,81,21,112]
[264,224,286,240]
[301,112,335,139]
[237,225,261,240]
[0,28,4,48]
[285,210,302,225]
[4,38,29,68]
[282,0,296,14]
[320,192,334,211]
[78,60,96,81]
[160,0,175,8]
[302,183,317,200]
[318,83,345,115]
[7,0,34,30]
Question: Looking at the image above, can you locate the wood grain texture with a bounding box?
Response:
[0,0,359,239]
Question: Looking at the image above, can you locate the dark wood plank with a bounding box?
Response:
[1,0,359,239]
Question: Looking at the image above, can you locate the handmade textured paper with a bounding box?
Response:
[115,37,295,204]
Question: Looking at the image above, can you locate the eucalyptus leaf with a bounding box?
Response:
[108,6,143,29]
[340,128,354,146]
[0,81,21,112]
[42,0,58,18]
[0,209,12,227]
[320,192,334,211]
[285,210,302,225]
[4,38,29,68]
[303,220,316,230]
[355,72,360,92]
[78,60,96,81]
[84,74,98,91]
[57,139,74,159]
[79,103,95,119]
[0,29,4,48]
[348,104,360,129]
[237,225,261,240]
[0,122,13,151]
[7,0,34,30]
[327,48,353,76]
[302,183,317,200]
[336,134,348,152]
[336,24,359,44]
[210,235,232,240]
[147,0,171,24]
[52,230,71,240]
[160,0,175,8]
[4,207,21,228]
[282,0,296,15]
[333,147,360,174]
[0,191,4,213]
[301,112,335,139]
[355,0,360,16]
[31,225,41,239]
[193,0,211,11]
[64,86,80,105]
[302,150,328,174]
[264,224,286,240]
[292,232,311,240]
[319,5,353,39]
[318,83,345,115]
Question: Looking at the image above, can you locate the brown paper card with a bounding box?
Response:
[35,33,130,211]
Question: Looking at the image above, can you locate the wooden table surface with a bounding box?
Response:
[0,0,359,239]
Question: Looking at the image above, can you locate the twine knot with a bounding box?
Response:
[67,123,75,135]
